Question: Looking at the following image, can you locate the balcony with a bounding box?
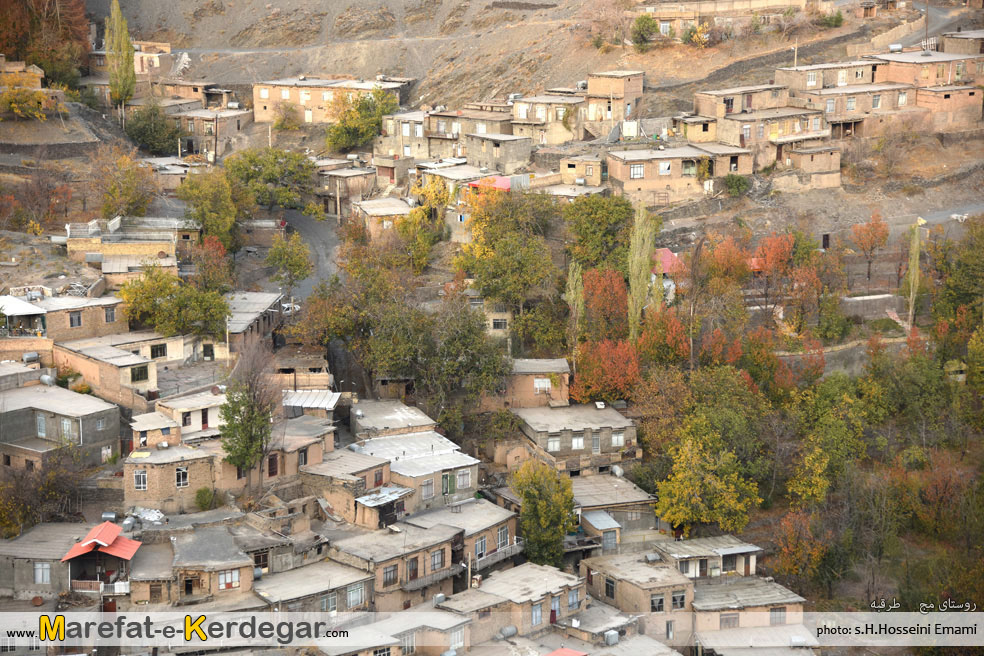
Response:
[402,563,464,591]
[474,537,524,571]
[70,580,130,595]
[770,128,831,144]
[424,130,458,140]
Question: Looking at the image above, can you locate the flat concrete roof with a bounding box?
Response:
[811,82,911,95]
[696,623,818,654]
[540,185,607,197]
[131,412,179,432]
[609,145,712,161]
[0,522,94,560]
[129,542,175,581]
[386,110,427,121]
[698,84,785,96]
[430,108,512,121]
[301,449,388,480]
[157,390,226,412]
[425,164,487,181]
[33,295,121,311]
[172,526,251,570]
[517,95,585,104]
[590,70,644,77]
[465,133,531,141]
[253,560,371,603]
[225,291,282,334]
[777,60,872,71]
[512,358,570,374]
[351,400,435,432]
[403,498,514,536]
[691,577,805,611]
[126,443,212,465]
[7,437,61,453]
[581,552,691,589]
[438,587,509,613]
[278,415,332,450]
[723,106,820,120]
[351,432,479,477]
[571,476,653,509]
[943,29,984,39]
[476,562,581,604]
[354,198,414,217]
[511,404,632,433]
[866,51,984,63]
[0,384,117,416]
[582,510,620,531]
[174,108,251,119]
[331,522,461,562]
[653,535,762,560]
[258,77,403,90]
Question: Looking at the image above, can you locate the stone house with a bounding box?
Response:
[329,522,464,612]
[0,523,94,600]
[691,577,806,635]
[796,82,917,138]
[458,287,513,338]
[579,552,695,648]
[464,133,533,175]
[376,110,429,161]
[786,145,840,175]
[511,95,585,145]
[559,155,604,186]
[156,389,227,443]
[368,611,472,656]
[941,29,984,55]
[252,77,405,124]
[651,535,762,579]
[53,338,157,413]
[672,114,719,143]
[479,358,571,413]
[171,108,253,160]
[319,168,376,218]
[585,71,645,124]
[301,449,411,529]
[867,51,984,88]
[170,526,254,604]
[352,198,415,241]
[252,559,374,612]
[915,85,983,131]
[510,404,639,477]
[225,291,283,353]
[0,54,44,89]
[426,108,515,159]
[608,144,753,205]
[773,60,876,93]
[437,563,586,642]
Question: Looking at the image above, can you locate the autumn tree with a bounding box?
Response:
[91,143,157,219]
[0,75,58,121]
[17,162,72,228]
[583,268,628,341]
[224,147,320,214]
[773,510,829,594]
[633,367,693,454]
[510,460,576,567]
[325,87,400,151]
[190,236,234,294]
[637,304,690,367]
[106,0,135,110]
[220,342,278,492]
[571,339,641,403]
[628,205,658,339]
[119,268,229,338]
[563,195,635,275]
[177,170,239,250]
[0,0,88,88]
[0,440,86,537]
[266,232,313,308]
[395,176,449,274]
[566,260,585,346]
[851,211,890,285]
[753,232,795,319]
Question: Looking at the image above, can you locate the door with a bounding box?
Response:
[184,578,194,596]
[150,583,162,603]
[407,557,418,581]
[550,596,560,624]
[744,559,751,576]
[699,558,708,577]
[102,598,117,613]
[743,94,752,111]
[304,109,313,123]
[201,409,209,429]
[837,70,847,86]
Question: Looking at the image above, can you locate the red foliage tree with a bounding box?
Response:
[571,339,641,403]
[191,235,234,293]
[708,235,751,284]
[851,210,889,284]
[637,304,690,366]
[753,233,795,316]
[583,267,628,341]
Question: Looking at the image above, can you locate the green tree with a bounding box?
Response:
[266,232,313,307]
[118,268,229,338]
[105,0,135,109]
[628,205,659,340]
[941,215,984,320]
[125,102,183,155]
[177,170,238,250]
[563,195,634,275]
[92,143,157,219]
[510,460,576,567]
[631,14,659,51]
[224,147,319,212]
[220,344,277,491]
[566,260,585,345]
[325,87,400,151]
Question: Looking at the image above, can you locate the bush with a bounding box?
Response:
[592,34,605,49]
[195,487,216,512]
[631,15,659,52]
[817,294,851,342]
[126,103,184,155]
[818,10,843,28]
[724,173,750,197]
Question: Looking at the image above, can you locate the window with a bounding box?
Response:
[321,591,336,612]
[937,63,945,78]
[34,562,50,584]
[626,510,641,521]
[402,122,410,136]
[741,124,751,141]
[299,90,310,104]
[347,582,364,607]
[592,431,600,454]
[133,469,147,490]
[475,535,487,559]
[421,478,434,499]
[547,435,560,452]
[651,594,665,612]
[721,613,740,629]
[151,344,167,359]
[666,620,674,640]
[571,434,583,450]
[825,99,835,113]
[872,94,881,109]
[36,414,45,437]
[105,307,116,323]
[372,648,390,656]
[605,578,615,598]
[298,448,308,467]
[846,97,856,111]
[758,123,765,139]
[131,366,149,383]
[203,121,214,135]
[431,549,445,570]
[237,465,247,480]
[25,460,34,471]
[268,453,278,477]
[535,105,546,120]
[457,469,471,489]
[898,91,907,106]
[672,590,686,609]
[498,525,509,548]
[679,560,689,575]
[812,117,820,130]
[139,431,147,447]
[218,569,240,590]
[69,311,82,327]
[175,467,189,488]
[492,318,508,330]
[568,588,579,610]
[449,627,464,650]
[534,377,552,394]
[658,161,671,176]
[400,633,415,655]
[253,551,269,572]
[2,455,8,466]
[837,70,847,85]
[374,469,383,487]
[161,427,170,437]
[586,165,594,176]
[61,418,71,437]
[612,431,625,447]
[722,554,737,572]
[806,71,817,87]
[629,163,644,179]
[531,602,542,626]
[182,412,192,427]
[259,88,269,99]
[771,607,787,625]
[383,564,398,586]
[414,123,423,137]
[281,88,290,100]
[407,557,418,580]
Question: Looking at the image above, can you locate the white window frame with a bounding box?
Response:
[281,88,290,100]
[134,469,147,491]
[531,602,542,626]
[402,122,411,136]
[498,524,509,549]
[347,582,364,607]
[475,535,487,559]
[658,161,671,176]
[547,436,560,452]
[61,418,71,438]
[321,591,337,612]
[176,466,189,488]
[568,588,579,610]
[421,478,435,499]
[846,96,856,111]
[299,90,310,105]
[456,468,471,489]
[34,562,50,584]
[571,434,584,450]
[612,431,625,447]
[898,91,907,106]
[414,122,423,137]
[533,377,551,394]
[218,568,240,590]
[806,71,817,87]
[872,94,881,109]
[629,163,644,179]
[449,627,464,650]
[36,413,45,437]
[259,88,269,99]
[400,633,416,654]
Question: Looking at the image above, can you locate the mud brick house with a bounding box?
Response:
[252,559,374,612]
[426,107,515,159]
[171,108,253,160]
[584,70,645,124]
[773,60,876,92]
[607,144,753,205]
[941,29,984,55]
[301,449,411,529]
[351,400,437,437]
[464,133,533,175]
[651,535,762,579]
[155,389,227,443]
[479,358,571,413]
[53,337,158,413]
[170,526,254,604]
[319,167,376,218]
[559,154,605,186]
[353,197,415,241]
[376,110,429,162]
[511,95,585,145]
[915,85,983,131]
[252,77,405,125]
[795,82,917,138]
[867,51,984,88]
[0,54,43,88]
[224,291,283,353]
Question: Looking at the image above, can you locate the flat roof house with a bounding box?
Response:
[224,291,283,353]
[511,95,585,145]
[0,523,96,599]
[170,526,255,605]
[252,77,405,125]
[350,400,437,437]
[252,559,373,612]
[301,449,411,529]
[53,338,158,413]
[479,358,571,413]
[607,144,753,205]
[652,535,762,579]
[464,133,533,175]
[585,70,645,125]
[352,197,414,241]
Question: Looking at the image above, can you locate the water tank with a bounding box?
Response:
[101,511,118,523]
[507,93,523,102]
[121,517,136,532]
[156,442,169,450]
[889,43,903,52]
[611,465,624,478]
[227,101,240,109]
[496,626,518,640]
[433,593,447,605]
[39,374,55,386]
[254,567,264,580]
[604,630,619,646]
[346,153,360,161]
[22,352,39,364]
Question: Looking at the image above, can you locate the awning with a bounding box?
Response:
[0,295,44,317]
[62,522,142,562]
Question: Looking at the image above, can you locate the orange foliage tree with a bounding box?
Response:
[753,232,795,317]
[637,304,690,367]
[851,210,890,284]
[571,339,641,403]
[773,510,829,593]
[583,267,628,341]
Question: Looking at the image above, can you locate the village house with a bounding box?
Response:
[941,29,984,55]
[63,221,177,289]
[867,50,984,88]
[150,79,236,109]
[252,559,374,612]
[403,498,522,575]
[53,337,158,413]
[170,526,255,605]
[225,291,283,353]
[480,358,571,413]
[511,95,585,145]
[460,286,514,338]
[329,522,464,612]
[352,197,414,241]
[126,96,203,120]
[781,145,843,190]
[579,552,694,648]
[915,85,983,132]
[0,54,43,88]
[584,70,645,125]
[319,167,377,219]
[127,542,176,606]
[0,293,123,342]
[171,108,253,160]
[510,404,640,477]
[651,535,762,579]
[773,60,876,93]
[464,133,533,175]
[155,389,227,443]
[559,154,605,186]
[282,389,341,421]
[672,114,719,143]
[795,82,917,138]
[376,110,429,162]
[349,431,480,513]
[351,400,437,437]
[271,345,334,391]
[691,577,808,648]
[607,144,753,205]
[426,107,515,159]
[252,77,406,124]
[301,449,412,529]
[368,610,472,656]
[437,562,586,642]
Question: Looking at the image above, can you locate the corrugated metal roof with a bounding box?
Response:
[225,291,282,333]
[355,485,413,507]
[582,510,621,531]
[282,389,340,410]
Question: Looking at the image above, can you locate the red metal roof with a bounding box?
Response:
[61,522,141,562]
[747,257,765,272]
[468,176,511,191]
[651,248,683,275]
[545,649,588,656]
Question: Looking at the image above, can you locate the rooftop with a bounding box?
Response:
[324,167,375,178]
[354,198,414,217]
[277,415,333,451]
[812,82,912,95]
[130,412,179,432]
[699,83,785,96]
[387,110,426,121]
[920,84,977,92]
[157,389,226,412]
[540,184,607,197]
[425,164,487,181]
[253,560,371,603]
[351,400,436,433]
[581,552,691,589]
[429,108,512,121]
[355,485,413,507]
[258,77,402,90]
[571,475,653,509]
[128,542,175,581]
[331,522,462,562]
[0,522,93,560]
[943,29,984,39]
[370,609,471,635]
[350,431,479,477]
[0,384,117,416]
[301,449,388,480]
[776,60,872,71]
[225,291,282,334]
[517,95,585,104]
[865,51,984,63]
[512,358,570,375]
[477,562,581,604]
[174,108,251,119]
[126,443,212,465]
[511,403,632,432]
[403,498,514,536]
[32,295,121,312]
[609,145,717,161]
[723,106,820,120]
[282,389,340,410]
[172,526,251,570]
[590,70,645,78]
[581,510,621,531]
[653,535,762,560]
[438,587,510,613]
[227,523,291,553]
[696,623,818,655]
[465,133,531,141]
[691,577,805,611]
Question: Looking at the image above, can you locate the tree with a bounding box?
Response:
[0,439,86,537]
[105,0,135,109]
[190,236,234,294]
[583,268,628,341]
[564,195,635,275]
[773,510,829,593]
[631,14,659,51]
[177,170,238,250]
[565,260,585,346]
[92,143,157,219]
[628,206,658,340]
[224,147,319,212]
[0,75,58,121]
[126,102,184,155]
[17,162,72,228]
[1,0,88,89]
[633,367,692,454]
[220,342,278,492]
[510,460,576,567]
[637,304,690,367]
[571,339,641,403]
[119,268,229,337]
[753,232,795,318]
[325,87,400,151]
[266,232,313,307]
[940,215,984,321]
[273,102,301,131]
[851,211,889,284]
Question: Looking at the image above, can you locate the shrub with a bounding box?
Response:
[818,10,843,28]
[592,34,605,49]
[632,15,659,52]
[195,487,216,512]
[817,293,851,342]
[724,173,750,197]
[901,183,925,196]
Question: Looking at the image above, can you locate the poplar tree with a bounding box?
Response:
[106,0,135,109]
[628,205,658,340]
